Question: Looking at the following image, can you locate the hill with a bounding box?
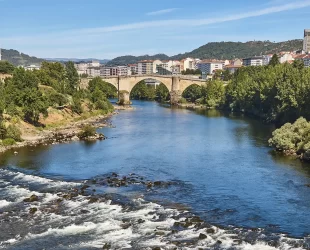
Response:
[1,49,44,66]
[107,40,303,65]
[45,58,110,64]
[106,54,170,66]
[171,40,303,60]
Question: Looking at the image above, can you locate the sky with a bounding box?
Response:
[0,0,310,59]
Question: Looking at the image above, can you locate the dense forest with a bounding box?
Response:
[107,40,303,65]
[0,61,114,146]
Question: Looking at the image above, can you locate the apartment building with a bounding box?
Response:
[304,29,310,53]
[242,56,264,66]
[156,60,181,75]
[180,58,195,71]
[100,66,129,76]
[128,64,138,75]
[196,60,223,74]
[137,60,153,74]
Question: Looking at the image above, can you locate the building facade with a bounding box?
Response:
[137,60,153,75]
[242,56,264,66]
[304,29,310,53]
[197,60,223,75]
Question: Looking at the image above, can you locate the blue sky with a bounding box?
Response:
[0,0,310,59]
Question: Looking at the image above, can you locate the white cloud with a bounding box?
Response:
[146,8,179,16]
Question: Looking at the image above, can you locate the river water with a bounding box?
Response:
[1,101,310,249]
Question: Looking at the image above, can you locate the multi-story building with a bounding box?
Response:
[156,60,181,75]
[180,58,195,72]
[242,56,264,66]
[196,60,223,75]
[302,54,310,67]
[100,66,129,76]
[137,60,153,75]
[87,67,100,77]
[128,64,138,75]
[75,62,88,75]
[304,29,310,53]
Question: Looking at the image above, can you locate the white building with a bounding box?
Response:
[156,60,181,75]
[197,60,223,75]
[242,56,264,66]
[304,29,310,53]
[279,53,294,64]
[75,62,88,75]
[180,58,195,71]
[24,64,40,71]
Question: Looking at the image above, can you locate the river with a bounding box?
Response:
[1,100,310,249]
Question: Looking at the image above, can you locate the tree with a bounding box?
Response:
[182,85,202,102]
[269,54,280,66]
[65,61,79,93]
[21,88,48,124]
[155,83,170,102]
[0,61,15,74]
[292,59,304,70]
[88,77,117,98]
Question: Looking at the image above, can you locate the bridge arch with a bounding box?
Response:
[120,76,172,94]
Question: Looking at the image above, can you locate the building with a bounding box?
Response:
[302,54,310,67]
[75,62,88,75]
[100,66,129,76]
[303,29,310,53]
[225,65,242,74]
[242,56,264,66]
[128,64,138,75]
[279,53,294,64]
[180,58,195,72]
[87,67,100,77]
[156,60,181,75]
[137,60,153,75]
[196,60,223,75]
[24,64,41,71]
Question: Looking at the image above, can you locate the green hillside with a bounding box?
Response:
[107,39,303,65]
[1,49,44,66]
[171,40,303,60]
[106,54,170,66]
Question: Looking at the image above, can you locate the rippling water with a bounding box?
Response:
[1,101,310,249]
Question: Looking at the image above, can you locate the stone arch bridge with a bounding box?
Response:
[81,75,206,104]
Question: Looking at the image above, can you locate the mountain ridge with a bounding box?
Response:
[2,39,304,67]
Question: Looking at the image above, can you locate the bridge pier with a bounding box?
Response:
[117,90,131,105]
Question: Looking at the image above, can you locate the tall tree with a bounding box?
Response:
[269,54,280,66]
[65,61,79,94]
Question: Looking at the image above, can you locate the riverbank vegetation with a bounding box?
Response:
[0,61,114,144]
[269,117,310,161]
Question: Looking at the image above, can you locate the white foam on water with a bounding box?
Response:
[0,169,78,188]
[0,199,12,209]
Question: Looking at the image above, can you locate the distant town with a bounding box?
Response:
[1,29,309,81]
[75,29,310,79]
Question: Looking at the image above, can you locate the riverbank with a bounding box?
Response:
[0,105,133,154]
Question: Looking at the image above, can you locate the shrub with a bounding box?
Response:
[269,117,310,156]
[78,125,96,139]
[6,124,22,141]
[1,138,16,146]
